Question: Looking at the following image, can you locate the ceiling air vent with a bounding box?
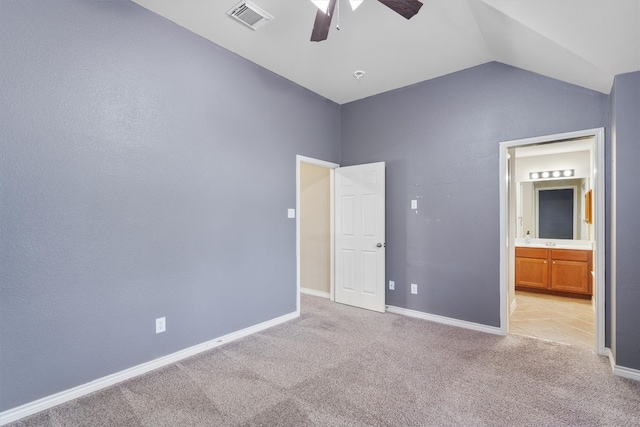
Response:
[226,1,274,30]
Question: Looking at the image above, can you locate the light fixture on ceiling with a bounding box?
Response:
[353,70,365,79]
[311,1,331,13]
[310,0,422,42]
[311,0,363,12]
[529,169,574,180]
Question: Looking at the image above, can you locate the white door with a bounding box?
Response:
[334,162,385,313]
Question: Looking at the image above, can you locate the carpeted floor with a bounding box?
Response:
[9,294,640,426]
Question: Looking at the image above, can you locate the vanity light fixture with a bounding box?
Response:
[529,169,574,180]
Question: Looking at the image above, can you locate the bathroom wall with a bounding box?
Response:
[515,150,591,182]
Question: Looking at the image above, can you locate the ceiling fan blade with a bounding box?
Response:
[310,0,337,42]
[377,0,423,19]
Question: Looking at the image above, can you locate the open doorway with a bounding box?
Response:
[499,128,606,355]
[295,155,338,313]
[296,155,387,314]
[510,139,595,348]
[300,162,332,298]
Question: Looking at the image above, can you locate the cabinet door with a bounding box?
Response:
[550,260,591,295]
[515,257,548,289]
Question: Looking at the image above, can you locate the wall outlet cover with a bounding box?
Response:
[156,317,166,334]
[389,280,395,290]
[411,283,418,294]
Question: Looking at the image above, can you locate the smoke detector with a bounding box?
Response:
[226,1,274,30]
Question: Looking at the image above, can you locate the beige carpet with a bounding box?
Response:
[9,294,640,426]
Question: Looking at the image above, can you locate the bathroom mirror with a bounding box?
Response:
[518,178,588,240]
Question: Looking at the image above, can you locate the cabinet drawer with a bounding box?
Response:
[515,247,548,259]
[551,249,590,262]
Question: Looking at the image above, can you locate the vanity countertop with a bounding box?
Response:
[514,238,593,250]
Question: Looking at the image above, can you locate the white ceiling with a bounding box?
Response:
[132,0,640,104]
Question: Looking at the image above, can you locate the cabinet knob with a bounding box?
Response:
[543,261,547,264]
[553,261,556,264]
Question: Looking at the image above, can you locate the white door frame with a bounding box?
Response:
[499,128,606,355]
[296,155,339,314]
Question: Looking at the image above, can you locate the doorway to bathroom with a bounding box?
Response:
[499,128,606,355]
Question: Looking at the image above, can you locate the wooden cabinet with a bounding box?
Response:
[515,247,592,296]
[515,248,548,290]
[549,249,592,294]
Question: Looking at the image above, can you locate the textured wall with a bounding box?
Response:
[610,71,640,370]
[341,62,609,327]
[0,0,340,410]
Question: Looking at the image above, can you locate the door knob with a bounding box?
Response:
[376,242,383,248]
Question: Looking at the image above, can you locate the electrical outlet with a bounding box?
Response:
[389,280,395,290]
[411,199,418,210]
[411,283,418,294]
[156,317,166,334]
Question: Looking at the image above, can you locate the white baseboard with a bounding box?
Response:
[386,305,502,336]
[605,348,640,381]
[300,288,331,299]
[612,364,640,381]
[605,347,616,370]
[0,311,299,426]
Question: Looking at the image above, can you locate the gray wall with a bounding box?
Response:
[610,71,640,370]
[0,0,340,410]
[341,62,609,327]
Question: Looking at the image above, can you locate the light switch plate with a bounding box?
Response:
[411,200,417,210]
[411,283,418,294]
[287,208,295,219]
[389,280,395,290]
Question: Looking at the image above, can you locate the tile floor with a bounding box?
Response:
[509,290,595,349]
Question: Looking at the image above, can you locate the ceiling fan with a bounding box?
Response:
[310,0,423,42]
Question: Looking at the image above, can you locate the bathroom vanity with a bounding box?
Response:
[515,245,592,297]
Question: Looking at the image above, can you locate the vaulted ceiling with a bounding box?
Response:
[132,0,640,104]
